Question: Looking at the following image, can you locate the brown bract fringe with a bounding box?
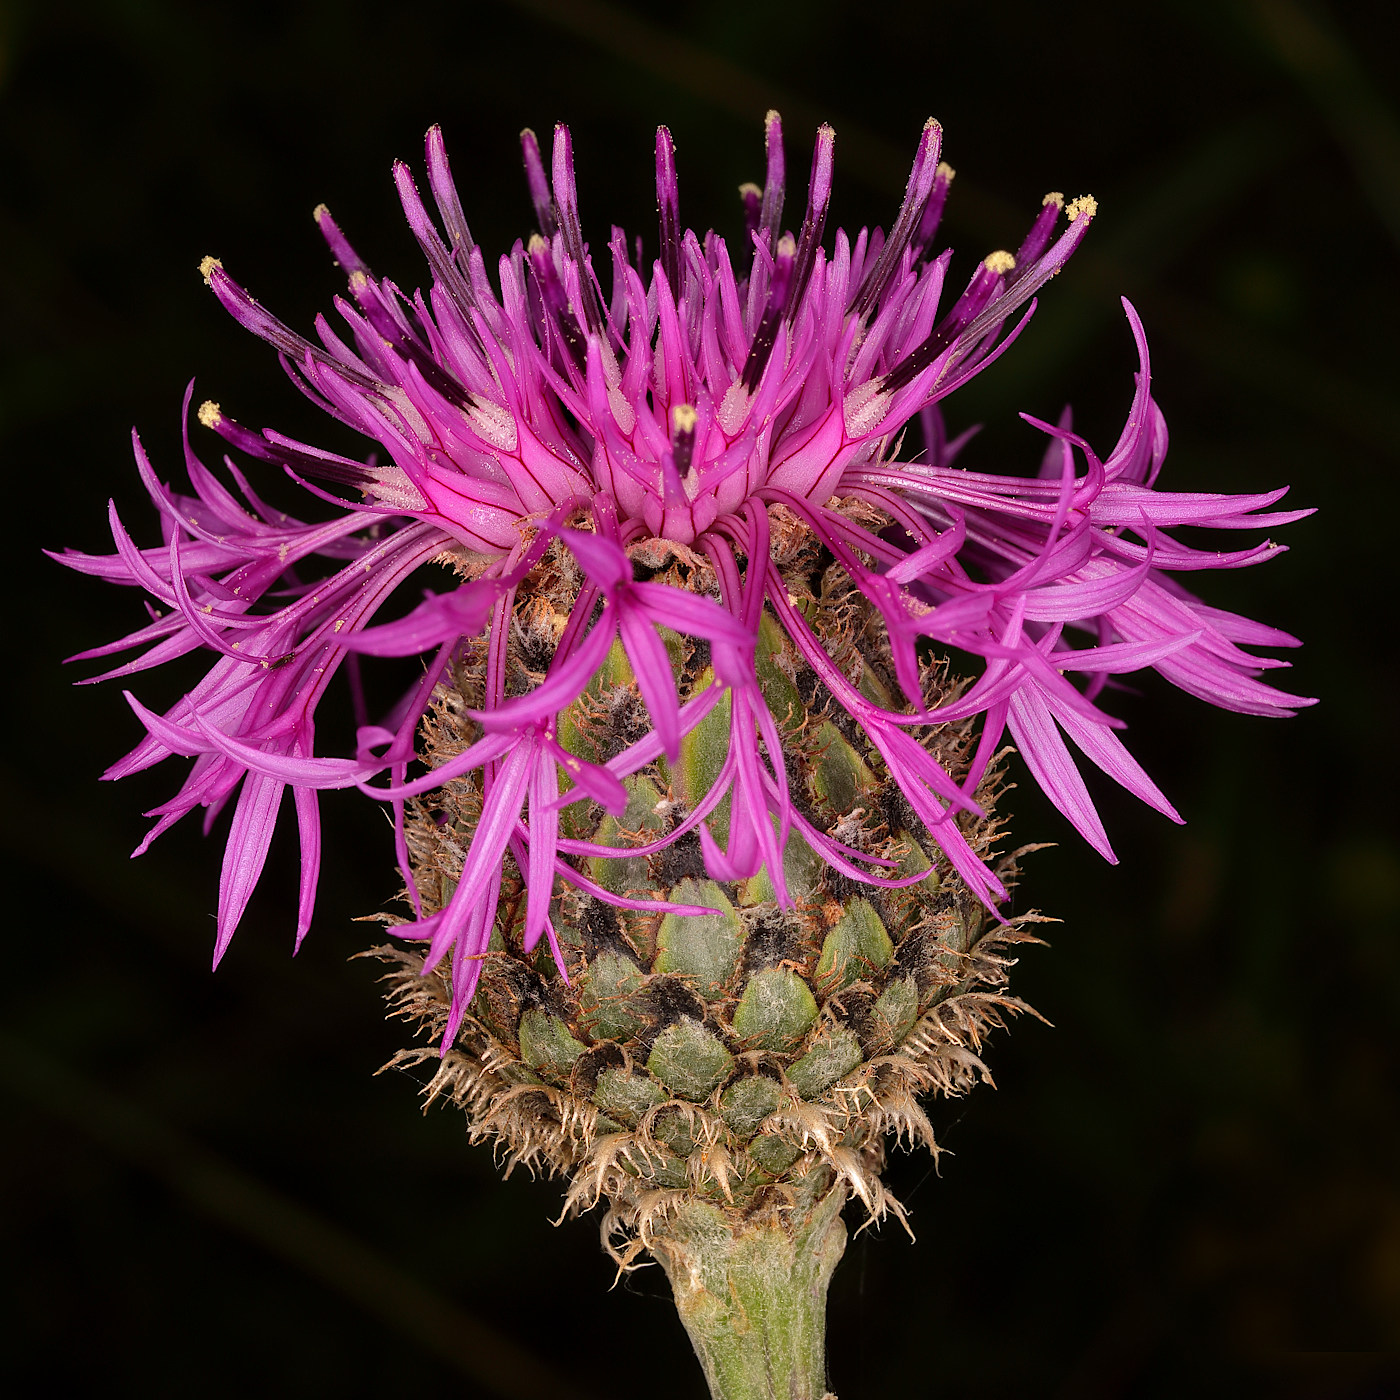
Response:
[368,900,1048,1268]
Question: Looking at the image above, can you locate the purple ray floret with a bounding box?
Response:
[54,113,1313,1032]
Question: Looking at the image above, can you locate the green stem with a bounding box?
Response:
[648,1187,846,1400]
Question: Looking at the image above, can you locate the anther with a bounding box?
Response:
[739,182,762,245]
[671,403,698,477]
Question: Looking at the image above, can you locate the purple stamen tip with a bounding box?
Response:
[520,127,557,238]
[656,125,682,298]
[760,108,786,250]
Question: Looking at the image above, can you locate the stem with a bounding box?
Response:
[648,1187,846,1400]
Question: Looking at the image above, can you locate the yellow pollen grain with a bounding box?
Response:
[984,250,1016,275]
[198,255,223,285]
[935,161,955,183]
[349,270,369,291]
[1043,191,1065,209]
[1066,195,1097,222]
[672,403,698,434]
[737,180,761,201]
[197,400,221,429]
[313,203,330,223]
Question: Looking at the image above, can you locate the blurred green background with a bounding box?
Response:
[2,0,1397,1395]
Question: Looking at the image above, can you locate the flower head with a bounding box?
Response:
[56,113,1312,1031]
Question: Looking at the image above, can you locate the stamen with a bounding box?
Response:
[738,181,762,247]
[526,234,587,369]
[671,403,698,476]
[739,231,796,391]
[787,124,834,322]
[849,117,942,323]
[1005,193,1064,281]
[656,126,682,301]
[392,159,481,330]
[197,401,374,487]
[519,128,558,238]
[552,123,605,333]
[880,257,1004,395]
[347,270,475,408]
[910,162,954,260]
[881,193,1095,396]
[759,109,785,252]
[425,124,474,253]
[201,260,379,390]
[313,204,372,279]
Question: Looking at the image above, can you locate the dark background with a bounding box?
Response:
[2,1,1397,1396]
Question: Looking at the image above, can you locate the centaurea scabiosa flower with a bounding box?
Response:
[57,112,1311,1400]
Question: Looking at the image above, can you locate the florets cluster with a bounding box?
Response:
[56,113,1311,1042]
